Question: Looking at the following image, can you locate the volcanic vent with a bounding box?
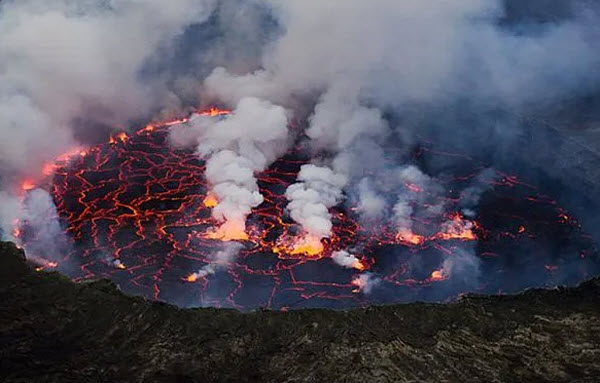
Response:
[13,108,600,310]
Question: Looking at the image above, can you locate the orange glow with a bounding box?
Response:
[12,227,21,238]
[351,276,365,293]
[136,107,232,133]
[430,270,446,281]
[198,107,232,117]
[273,235,324,257]
[21,180,35,191]
[41,148,88,177]
[35,261,58,272]
[185,273,198,283]
[205,220,248,241]
[42,162,57,176]
[435,214,477,241]
[558,213,571,223]
[164,118,189,127]
[405,183,422,193]
[352,260,366,271]
[109,132,129,144]
[518,225,526,234]
[203,192,218,208]
[396,230,425,246]
[55,148,87,162]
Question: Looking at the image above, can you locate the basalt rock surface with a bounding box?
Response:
[1,241,599,383]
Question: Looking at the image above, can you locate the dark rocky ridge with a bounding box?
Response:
[1,241,599,382]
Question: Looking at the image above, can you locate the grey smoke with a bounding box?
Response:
[203,0,600,240]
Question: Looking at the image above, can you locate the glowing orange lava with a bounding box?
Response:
[200,107,232,117]
[203,192,218,208]
[110,132,129,144]
[115,262,126,270]
[396,230,425,246]
[351,276,367,293]
[21,180,35,191]
[273,235,324,258]
[205,220,249,241]
[35,261,58,272]
[14,104,596,310]
[430,270,446,281]
[185,273,199,283]
[352,260,366,271]
[435,214,477,241]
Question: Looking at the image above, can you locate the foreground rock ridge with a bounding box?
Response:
[1,241,599,383]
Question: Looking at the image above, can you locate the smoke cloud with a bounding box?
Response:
[2,0,600,297]
[0,0,222,252]
[171,96,289,238]
[285,164,347,239]
[203,0,600,243]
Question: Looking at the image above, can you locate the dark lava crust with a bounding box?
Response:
[1,241,599,383]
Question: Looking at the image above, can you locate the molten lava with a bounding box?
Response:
[14,106,600,310]
[396,230,426,246]
[273,234,324,258]
[429,270,446,281]
[185,273,199,283]
[203,192,218,208]
[205,220,249,241]
[21,180,35,191]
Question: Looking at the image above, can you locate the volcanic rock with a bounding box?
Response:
[1,241,599,382]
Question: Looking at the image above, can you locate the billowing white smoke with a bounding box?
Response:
[285,165,347,239]
[331,250,362,270]
[0,0,217,258]
[203,0,600,243]
[352,272,381,294]
[188,242,243,280]
[171,97,289,238]
[3,0,600,271]
[282,86,388,239]
[0,189,67,261]
[0,191,22,243]
[21,189,68,261]
[356,178,387,222]
[393,166,445,234]
[0,0,217,180]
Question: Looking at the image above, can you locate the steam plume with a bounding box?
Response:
[203,1,600,245]
[187,242,243,281]
[172,97,289,239]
